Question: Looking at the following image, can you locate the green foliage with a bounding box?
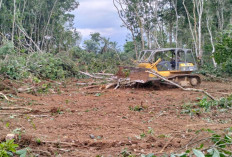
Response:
[192,149,205,157]
[123,41,136,60]
[0,140,18,157]
[0,55,28,79]
[214,25,232,64]
[171,129,232,157]
[198,63,232,78]
[222,58,232,74]
[182,95,232,115]
[35,138,41,145]
[12,128,24,140]
[203,26,232,76]
[27,52,78,79]
[0,0,80,53]
[0,41,133,80]
[0,52,79,80]
[0,41,15,58]
[15,148,29,157]
[83,32,121,55]
[73,48,122,74]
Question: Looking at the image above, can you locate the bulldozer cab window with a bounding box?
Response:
[154,50,174,71]
[186,50,195,64]
[176,50,185,62]
[154,50,174,62]
[139,51,152,62]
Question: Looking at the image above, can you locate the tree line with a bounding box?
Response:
[113,0,232,67]
[0,0,80,53]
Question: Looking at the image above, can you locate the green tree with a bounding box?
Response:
[214,25,232,64]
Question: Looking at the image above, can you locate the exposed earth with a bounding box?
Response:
[0,78,232,156]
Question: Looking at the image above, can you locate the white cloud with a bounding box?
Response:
[79,0,115,12]
[77,28,115,38]
[72,0,129,47]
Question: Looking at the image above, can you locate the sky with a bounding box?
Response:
[72,0,129,48]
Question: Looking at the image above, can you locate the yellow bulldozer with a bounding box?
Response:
[117,48,201,87]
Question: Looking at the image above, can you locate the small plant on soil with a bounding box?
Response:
[65,99,69,104]
[129,105,144,112]
[140,132,146,138]
[35,138,41,145]
[0,140,29,157]
[120,149,156,157]
[0,140,18,157]
[12,128,25,140]
[95,93,102,97]
[5,122,10,128]
[37,83,52,94]
[51,107,64,115]
[147,127,154,135]
[120,148,136,157]
[26,117,37,130]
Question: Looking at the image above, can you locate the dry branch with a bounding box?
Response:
[0,107,32,111]
[79,71,117,82]
[0,92,11,101]
[16,24,42,53]
[93,73,114,76]
[146,70,216,101]
[18,86,35,93]
[160,137,175,153]
[31,150,52,156]
[83,85,100,89]
[79,71,104,79]
[0,113,49,118]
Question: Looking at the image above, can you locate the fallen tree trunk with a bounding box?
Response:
[146,70,216,101]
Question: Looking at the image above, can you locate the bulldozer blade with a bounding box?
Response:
[117,66,150,83]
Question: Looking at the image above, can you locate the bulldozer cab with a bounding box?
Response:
[138,48,198,72]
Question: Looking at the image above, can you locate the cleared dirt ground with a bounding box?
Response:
[0,79,232,156]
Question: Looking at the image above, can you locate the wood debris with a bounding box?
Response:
[146,70,216,100]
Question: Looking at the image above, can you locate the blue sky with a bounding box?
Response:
[72,0,129,48]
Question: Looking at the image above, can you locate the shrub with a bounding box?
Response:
[222,58,232,75]
[0,41,15,58]
[0,52,79,80]
[214,25,232,64]
[0,43,132,80]
[0,55,28,79]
